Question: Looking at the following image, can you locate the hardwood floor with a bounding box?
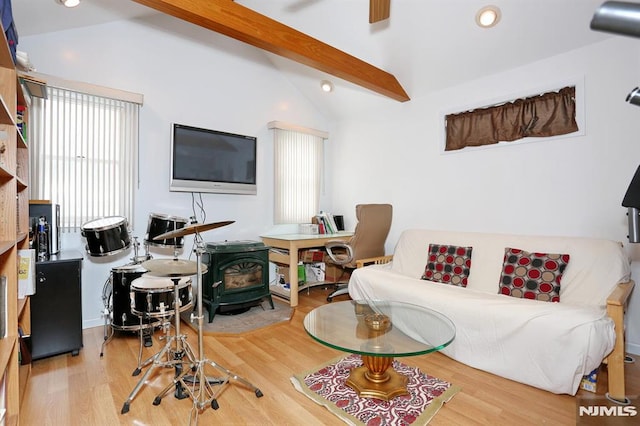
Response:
[21,287,639,425]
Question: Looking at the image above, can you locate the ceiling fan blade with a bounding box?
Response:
[369,0,390,23]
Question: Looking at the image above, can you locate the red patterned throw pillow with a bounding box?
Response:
[498,247,570,302]
[422,244,472,287]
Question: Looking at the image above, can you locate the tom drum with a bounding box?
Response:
[145,213,188,248]
[130,276,193,319]
[81,216,131,257]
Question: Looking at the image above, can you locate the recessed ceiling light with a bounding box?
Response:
[476,5,501,28]
[320,80,334,93]
[56,0,81,8]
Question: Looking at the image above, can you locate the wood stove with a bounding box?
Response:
[201,240,273,322]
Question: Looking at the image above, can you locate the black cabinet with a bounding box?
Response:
[31,251,83,360]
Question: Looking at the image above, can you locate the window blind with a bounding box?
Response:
[273,127,325,224]
[29,86,139,230]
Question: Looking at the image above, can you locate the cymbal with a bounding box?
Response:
[153,220,235,241]
[142,258,208,277]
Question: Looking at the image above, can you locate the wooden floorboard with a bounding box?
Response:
[20,287,639,425]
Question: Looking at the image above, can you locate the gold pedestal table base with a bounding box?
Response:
[346,355,408,401]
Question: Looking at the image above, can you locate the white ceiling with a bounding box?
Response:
[12,0,616,119]
[13,0,154,35]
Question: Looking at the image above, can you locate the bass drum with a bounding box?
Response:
[81,216,131,257]
[145,213,188,248]
[130,276,193,319]
[110,264,160,331]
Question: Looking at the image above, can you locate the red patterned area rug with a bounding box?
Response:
[291,354,460,425]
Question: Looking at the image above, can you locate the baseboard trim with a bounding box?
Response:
[626,342,640,356]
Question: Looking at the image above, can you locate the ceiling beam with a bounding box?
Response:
[370,0,391,24]
[132,0,410,102]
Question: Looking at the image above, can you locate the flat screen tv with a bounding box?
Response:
[170,123,257,195]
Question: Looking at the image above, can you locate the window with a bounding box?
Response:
[29,81,142,230]
[269,121,328,224]
[445,86,579,151]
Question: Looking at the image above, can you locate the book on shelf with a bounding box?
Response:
[0,374,6,422]
[18,249,36,298]
[18,326,31,365]
[0,276,5,338]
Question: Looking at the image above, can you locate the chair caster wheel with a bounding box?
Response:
[153,397,162,406]
[255,389,264,398]
[121,402,130,414]
[212,399,219,410]
[327,296,333,302]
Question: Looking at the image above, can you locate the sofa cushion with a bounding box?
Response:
[421,243,472,287]
[498,247,569,302]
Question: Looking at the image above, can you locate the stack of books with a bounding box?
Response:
[313,211,339,234]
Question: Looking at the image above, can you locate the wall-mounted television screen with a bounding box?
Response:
[170,123,257,195]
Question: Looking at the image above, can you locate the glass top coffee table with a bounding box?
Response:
[304,300,456,401]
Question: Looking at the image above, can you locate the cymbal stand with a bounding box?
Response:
[121,277,197,414]
[151,237,263,422]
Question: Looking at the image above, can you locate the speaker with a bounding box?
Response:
[29,202,60,254]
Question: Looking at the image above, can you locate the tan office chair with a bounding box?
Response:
[324,204,393,302]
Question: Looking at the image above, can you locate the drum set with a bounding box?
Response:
[89,213,190,359]
[81,213,263,420]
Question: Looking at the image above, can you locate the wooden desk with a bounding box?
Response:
[260,232,353,307]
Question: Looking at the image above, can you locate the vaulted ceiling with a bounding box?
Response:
[13,0,614,119]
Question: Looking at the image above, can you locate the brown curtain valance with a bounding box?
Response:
[445,86,579,151]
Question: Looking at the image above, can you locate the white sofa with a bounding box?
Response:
[348,229,635,398]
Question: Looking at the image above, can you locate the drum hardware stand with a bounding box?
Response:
[121,275,197,414]
[131,236,153,265]
[101,300,157,358]
[137,238,156,348]
[99,306,114,357]
[151,238,263,419]
[132,307,174,376]
[100,274,115,357]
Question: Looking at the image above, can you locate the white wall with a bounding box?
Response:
[328,36,640,355]
[20,16,640,356]
[20,15,332,329]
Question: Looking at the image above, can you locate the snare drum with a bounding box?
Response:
[145,213,188,248]
[130,276,193,318]
[110,264,160,331]
[81,216,131,257]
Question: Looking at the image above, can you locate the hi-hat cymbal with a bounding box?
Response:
[142,258,208,277]
[153,220,235,241]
